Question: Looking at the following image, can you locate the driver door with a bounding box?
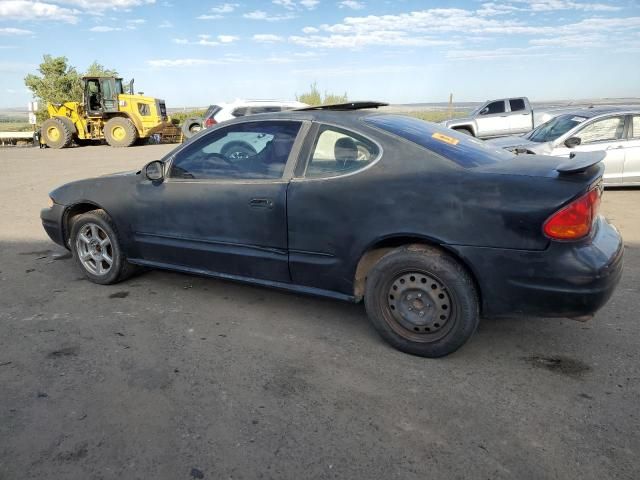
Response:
[475,100,508,137]
[131,120,307,282]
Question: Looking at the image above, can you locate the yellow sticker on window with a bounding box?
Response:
[432,132,460,145]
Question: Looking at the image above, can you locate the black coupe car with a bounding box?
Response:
[41,102,623,357]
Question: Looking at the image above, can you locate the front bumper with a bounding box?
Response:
[40,203,67,248]
[451,217,624,318]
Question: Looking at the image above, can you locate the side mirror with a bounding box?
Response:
[564,137,582,148]
[144,160,164,181]
[479,107,489,115]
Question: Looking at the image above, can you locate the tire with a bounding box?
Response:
[41,118,73,149]
[221,141,257,159]
[454,128,473,136]
[69,209,137,285]
[364,245,479,358]
[182,117,202,139]
[104,117,138,147]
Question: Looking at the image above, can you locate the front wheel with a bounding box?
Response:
[104,117,138,147]
[70,209,136,284]
[364,245,479,357]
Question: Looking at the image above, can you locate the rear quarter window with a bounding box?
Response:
[365,115,514,167]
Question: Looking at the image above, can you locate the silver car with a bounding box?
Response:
[487,108,640,186]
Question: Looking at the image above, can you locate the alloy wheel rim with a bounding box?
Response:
[387,271,453,337]
[75,223,113,276]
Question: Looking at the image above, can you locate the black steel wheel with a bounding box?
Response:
[364,245,479,357]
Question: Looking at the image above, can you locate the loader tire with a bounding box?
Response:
[104,117,138,147]
[181,117,202,140]
[41,118,73,149]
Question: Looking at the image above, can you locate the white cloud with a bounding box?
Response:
[273,0,319,9]
[55,0,156,11]
[253,33,285,43]
[127,18,145,24]
[173,34,238,46]
[290,32,457,48]
[218,34,238,43]
[289,7,640,49]
[300,0,319,8]
[0,1,79,24]
[197,2,238,18]
[339,0,365,10]
[273,0,296,9]
[90,25,122,32]
[147,58,227,67]
[446,46,551,60]
[209,2,239,13]
[0,27,34,35]
[510,0,621,12]
[244,10,295,21]
[158,20,172,28]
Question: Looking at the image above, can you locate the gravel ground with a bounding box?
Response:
[0,144,639,480]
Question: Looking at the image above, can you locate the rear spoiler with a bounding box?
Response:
[556,151,605,174]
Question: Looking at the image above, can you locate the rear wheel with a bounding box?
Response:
[364,245,479,357]
[70,209,137,284]
[41,118,73,149]
[104,117,138,147]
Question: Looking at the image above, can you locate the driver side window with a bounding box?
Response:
[170,121,302,180]
[483,101,505,115]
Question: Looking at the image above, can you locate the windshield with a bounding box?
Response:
[115,79,124,95]
[470,104,486,116]
[527,114,587,143]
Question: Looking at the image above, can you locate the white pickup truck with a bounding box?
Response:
[441,97,564,139]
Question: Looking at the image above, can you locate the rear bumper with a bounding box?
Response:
[40,203,67,248]
[451,217,624,318]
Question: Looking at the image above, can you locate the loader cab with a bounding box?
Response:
[83,76,124,117]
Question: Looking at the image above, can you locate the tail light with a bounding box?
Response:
[543,186,602,240]
[204,117,217,128]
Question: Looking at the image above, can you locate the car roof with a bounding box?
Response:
[221,108,387,125]
[554,106,640,119]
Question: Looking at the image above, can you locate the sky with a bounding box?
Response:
[0,0,639,108]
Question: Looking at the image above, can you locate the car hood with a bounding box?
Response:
[50,170,140,205]
[485,136,554,154]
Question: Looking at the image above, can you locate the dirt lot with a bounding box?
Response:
[1,145,639,480]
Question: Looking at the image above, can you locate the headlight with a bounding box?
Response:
[47,197,54,208]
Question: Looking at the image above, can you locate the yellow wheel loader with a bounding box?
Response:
[41,76,177,148]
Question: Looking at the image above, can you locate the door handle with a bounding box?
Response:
[249,198,274,208]
[606,145,624,150]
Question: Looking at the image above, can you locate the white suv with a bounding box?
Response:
[182,99,308,139]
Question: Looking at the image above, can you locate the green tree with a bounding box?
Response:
[85,61,119,78]
[24,55,84,105]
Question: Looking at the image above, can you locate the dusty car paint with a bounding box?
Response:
[42,110,623,319]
